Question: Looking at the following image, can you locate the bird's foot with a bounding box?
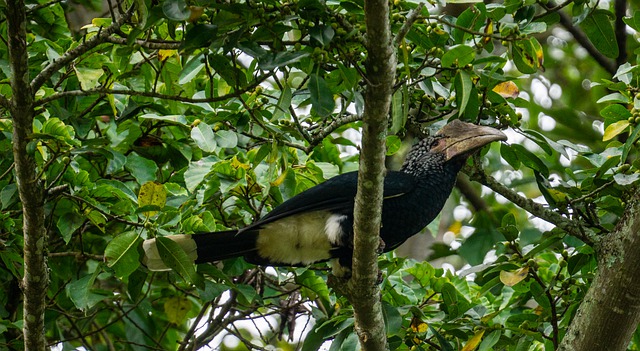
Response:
[377,239,386,254]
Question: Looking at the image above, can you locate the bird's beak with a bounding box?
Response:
[434,120,507,161]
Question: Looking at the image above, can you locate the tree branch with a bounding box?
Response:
[34,74,271,107]
[7,1,47,350]
[30,5,135,92]
[614,0,627,68]
[559,188,640,351]
[345,0,396,350]
[463,160,596,245]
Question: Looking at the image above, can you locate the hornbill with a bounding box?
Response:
[143,120,507,277]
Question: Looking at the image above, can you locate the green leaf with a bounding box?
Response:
[260,51,310,70]
[179,54,205,85]
[580,10,619,59]
[603,120,630,141]
[382,301,403,335]
[309,25,335,46]
[511,40,537,74]
[164,296,192,324]
[156,236,198,284]
[139,113,189,125]
[454,70,473,115]
[623,12,640,31]
[511,144,549,176]
[386,135,402,156]
[215,130,238,148]
[597,92,630,104]
[441,45,476,68]
[613,172,640,185]
[479,330,501,351]
[56,211,84,243]
[273,85,292,120]
[600,104,632,128]
[181,24,218,52]
[74,66,104,90]
[391,88,406,135]
[66,270,109,311]
[500,213,519,241]
[125,152,158,185]
[184,157,216,192]
[104,231,142,279]
[500,143,521,169]
[308,73,335,117]
[162,0,190,21]
[622,123,640,162]
[191,122,217,153]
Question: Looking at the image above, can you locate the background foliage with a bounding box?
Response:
[1,0,639,349]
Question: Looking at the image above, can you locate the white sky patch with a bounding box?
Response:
[549,84,562,100]
[453,205,472,221]
[538,113,556,131]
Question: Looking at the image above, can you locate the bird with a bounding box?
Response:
[143,120,507,277]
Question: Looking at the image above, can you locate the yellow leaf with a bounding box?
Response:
[492,81,519,99]
[500,267,529,287]
[270,170,288,187]
[410,316,428,333]
[531,37,545,70]
[188,6,205,22]
[483,21,493,44]
[138,182,167,217]
[158,49,177,62]
[461,330,486,351]
[164,296,192,324]
[603,120,631,141]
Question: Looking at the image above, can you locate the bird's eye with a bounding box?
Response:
[430,137,443,149]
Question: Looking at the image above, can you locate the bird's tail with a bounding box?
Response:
[142,230,259,271]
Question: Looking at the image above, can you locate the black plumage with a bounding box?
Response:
[143,120,507,276]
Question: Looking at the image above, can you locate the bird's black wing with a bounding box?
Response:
[241,170,417,231]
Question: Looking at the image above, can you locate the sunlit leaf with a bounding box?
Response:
[164,296,192,324]
[158,49,178,62]
[138,182,166,217]
[74,66,103,90]
[215,130,238,149]
[600,104,632,128]
[500,267,529,286]
[603,120,630,141]
[104,231,141,279]
[462,330,485,351]
[179,54,205,84]
[492,81,519,99]
[441,45,476,68]
[191,122,217,153]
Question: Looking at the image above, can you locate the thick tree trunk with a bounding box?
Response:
[347,0,396,350]
[559,188,640,351]
[6,2,48,350]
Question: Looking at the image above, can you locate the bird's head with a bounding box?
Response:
[402,120,507,174]
[430,120,507,162]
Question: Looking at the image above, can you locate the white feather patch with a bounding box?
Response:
[256,212,346,265]
[325,214,347,245]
